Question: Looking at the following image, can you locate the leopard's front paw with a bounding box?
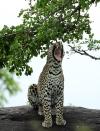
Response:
[42,120,52,128]
[56,119,66,126]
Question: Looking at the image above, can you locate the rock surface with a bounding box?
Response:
[0,106,100,131]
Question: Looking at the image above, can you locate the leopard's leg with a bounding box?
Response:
[28,84,39,108]
[42,97,52,128]
[55,93,66,126]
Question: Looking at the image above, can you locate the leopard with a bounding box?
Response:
[28,42,66,128]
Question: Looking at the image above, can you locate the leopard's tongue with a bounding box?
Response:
[54,47,62,61]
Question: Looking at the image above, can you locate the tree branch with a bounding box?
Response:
[69,45,100,60]
[0,0,97,40]
[0,27,36,39]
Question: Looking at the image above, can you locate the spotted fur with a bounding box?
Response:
[28,84,39,108]
[28,42,66,128]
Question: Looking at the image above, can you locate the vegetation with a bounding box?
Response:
[0,0,100,105]
[0,0,100,75]
[0,69,20,106]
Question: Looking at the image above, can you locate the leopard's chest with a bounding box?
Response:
[47,73,64,95]
[38,64,64,97]
[45,74,63,105]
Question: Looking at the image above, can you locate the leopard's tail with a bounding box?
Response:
[28,84,39,108]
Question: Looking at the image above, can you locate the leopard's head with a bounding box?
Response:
[47,42,64,63]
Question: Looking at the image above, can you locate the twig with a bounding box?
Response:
[69,45,100,60]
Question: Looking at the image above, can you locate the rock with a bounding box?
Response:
[0,106,100,131]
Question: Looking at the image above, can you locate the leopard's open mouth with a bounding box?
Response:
[53,43,64,62]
